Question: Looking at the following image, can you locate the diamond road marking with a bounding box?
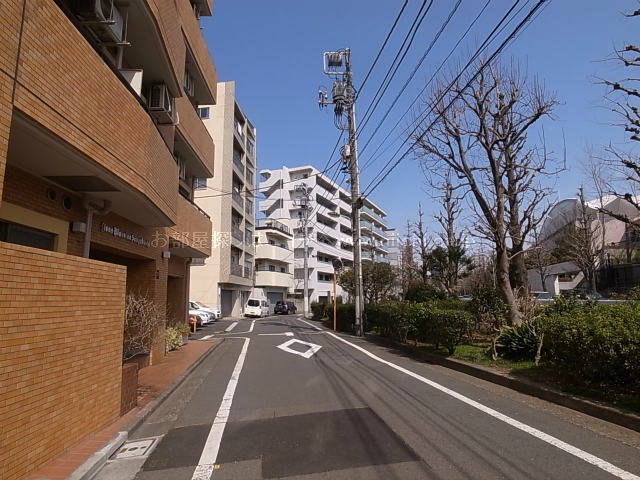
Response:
[276,339,322,359]
[114,437,159,459]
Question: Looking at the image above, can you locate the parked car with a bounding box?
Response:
[532,291,554,300]
[286,301,297,314]
[245,298,270,317]
[189,301,221,321]
[274,301,290,314]
[571,288,603,300]
[189,308,212,326]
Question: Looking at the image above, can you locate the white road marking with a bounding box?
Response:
[191,337,250,480]
[276,339,322,359]
[297,318,323,331]
[249,319,256,332]
[259,332,294,337]
[224,322,238,332]
[326,332,640,480]
[200,335,213,340]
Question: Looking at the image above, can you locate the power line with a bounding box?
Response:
[356,0,434,137]
[356,0,410,98]
[362,0,550,198]
[360,0,527,191]
[357,0,464,158]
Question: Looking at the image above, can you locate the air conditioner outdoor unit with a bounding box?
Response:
[75,0,126,44]
[148,84,176,124]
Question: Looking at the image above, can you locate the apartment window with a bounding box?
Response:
[280,267,286,273]
[193,177,207,190]
[269,239,275,245]
[269,265,275,272]
[197,107,210,119]
[0,221,55,251]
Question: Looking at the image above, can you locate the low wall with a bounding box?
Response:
[0,242,127,480]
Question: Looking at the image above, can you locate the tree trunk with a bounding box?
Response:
[509,246,529,291]
[497,244,522,325]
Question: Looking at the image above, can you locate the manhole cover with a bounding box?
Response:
[114,437,160,459]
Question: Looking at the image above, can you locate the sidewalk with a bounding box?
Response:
[26,339,223,480]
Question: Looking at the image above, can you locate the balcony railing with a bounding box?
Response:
[257,218,291,235]
[230,263,243,277]
[243,265,253,279]
[245,201,253,216]
[361,205,386,226]
[245,168,254,185]
[231,224,243,242]
[232,190,244,208]
[233,150,244,172]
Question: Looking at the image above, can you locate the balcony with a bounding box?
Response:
[243,264,253,279]
[232,190,244,208]
[175,96,214,177]
[231,224,244,242]
[246,168,254,186]
[230,263,243,277]
[10,6,179,226]
[256,244,291,262]
[361,205,387,228]
[177,0,218,104]
[233,150,244,174]
[245,200,254,217]
[234,117,245,144]
[167,195,212,257]
[257,218,291,236]
[255,270,294,289]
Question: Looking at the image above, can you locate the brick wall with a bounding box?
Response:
[0,242,127,480]
[12,0,178,224]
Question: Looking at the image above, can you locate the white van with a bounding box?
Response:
[244,298,270,317]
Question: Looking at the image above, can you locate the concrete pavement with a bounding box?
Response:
[95,314,640,480]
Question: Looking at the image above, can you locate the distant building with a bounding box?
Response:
[253,219,295,304]
[528,195,640,293]
[191,82,256,316]
[385,228,402,268]
[259,165,390,303]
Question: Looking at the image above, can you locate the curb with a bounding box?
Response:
[364,334,640,434]
[72,339,225,480]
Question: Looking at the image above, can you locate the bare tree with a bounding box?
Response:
[429,172,473,293]
[527,221,553,292]
[412,60,557,325]
[598,4,640,227]
[568,187,601,290]
[399,220,417,296]
[413,203,432,283]
[123,294,166,361]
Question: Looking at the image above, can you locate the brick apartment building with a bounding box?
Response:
[0,1,217,478]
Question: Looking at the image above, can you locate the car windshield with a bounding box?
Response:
[247,300,260,307]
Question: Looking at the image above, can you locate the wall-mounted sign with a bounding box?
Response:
[101,223,150,247]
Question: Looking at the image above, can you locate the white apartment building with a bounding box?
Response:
[259,165,390,303]
[253,219,295,305]
[191,82,257,316]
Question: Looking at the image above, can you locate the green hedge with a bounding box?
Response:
[544,303,640,388]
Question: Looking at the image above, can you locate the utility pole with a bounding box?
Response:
[319,48,364,336]
[295,183,312,318]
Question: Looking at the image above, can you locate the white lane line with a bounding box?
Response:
[297,318,323,331]
[326,332,640,480]
[224,322,238,332]
[259,332,294,337]
[191,337,250,480]
[200,335,213,340]
[249,319,257,333]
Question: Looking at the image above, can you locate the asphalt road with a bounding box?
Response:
[96,315,640,480]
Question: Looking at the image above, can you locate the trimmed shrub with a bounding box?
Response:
[310,302,329,321]
[544,303,640,388]
[414,306,474,354]
[404,282,448,302]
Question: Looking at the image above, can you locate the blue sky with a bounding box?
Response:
[201,0,638,236]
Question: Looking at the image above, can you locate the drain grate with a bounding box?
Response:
[113,437,160,459]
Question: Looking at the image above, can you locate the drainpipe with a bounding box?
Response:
[82,197,112,258]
